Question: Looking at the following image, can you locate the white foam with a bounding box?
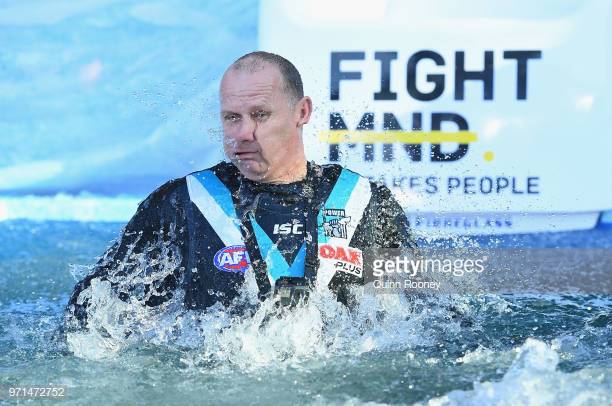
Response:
[65,265,458,368]
[422,339,611,405]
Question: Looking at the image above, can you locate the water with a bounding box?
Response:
[1,220,610,405]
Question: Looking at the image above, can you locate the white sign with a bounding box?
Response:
[259,0,612,234]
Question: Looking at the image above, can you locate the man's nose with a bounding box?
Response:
[233,118,257,142]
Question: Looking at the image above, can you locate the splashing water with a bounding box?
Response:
[64,263,453,367]
[1,220,610,404]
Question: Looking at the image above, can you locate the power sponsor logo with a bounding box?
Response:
[318,243,363,278]
[321,208,351,239]
[213,245,250,273]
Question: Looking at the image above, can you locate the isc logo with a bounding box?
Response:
[273,223,303,235]
[213,245,250,273]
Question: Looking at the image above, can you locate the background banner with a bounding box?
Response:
[260,0,612,234]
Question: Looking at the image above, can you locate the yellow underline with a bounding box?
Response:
[318,130,478,144]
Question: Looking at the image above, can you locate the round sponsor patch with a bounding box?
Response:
[213,245,250,273]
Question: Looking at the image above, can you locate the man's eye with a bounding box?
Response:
[252,111,269,120]
[224,114,239,122]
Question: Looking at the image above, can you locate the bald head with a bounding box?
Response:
[225,51,304,106]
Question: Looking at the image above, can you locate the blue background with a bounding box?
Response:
[0,0,257,195]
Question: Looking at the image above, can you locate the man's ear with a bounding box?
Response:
[297,96,313,127]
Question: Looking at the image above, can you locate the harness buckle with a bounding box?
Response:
[274,276,309,307]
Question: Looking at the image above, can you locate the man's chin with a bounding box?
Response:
[234,160,268,181]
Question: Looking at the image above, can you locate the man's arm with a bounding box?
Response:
[371,182,419,251]
[63,179,189,332]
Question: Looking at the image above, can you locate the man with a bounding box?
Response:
[64,51,417,332]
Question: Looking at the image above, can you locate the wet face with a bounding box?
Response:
[220,63,309,182]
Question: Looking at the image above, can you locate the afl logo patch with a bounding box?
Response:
[214,245,250,273]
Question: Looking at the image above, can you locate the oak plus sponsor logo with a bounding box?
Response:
[321,208,351,239]
[213,245,250,273]
[319,243,363,277]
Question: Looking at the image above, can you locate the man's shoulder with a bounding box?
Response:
[150,161,238,197]
[136,177,188,213]
[315,162,374,183]
[186,161,237,178]
[185,161,240,190]
[315,162,389,195]
[132,163,235,217]
[312,163,404,214]
[123,176,189,228]
[148,176,187,199]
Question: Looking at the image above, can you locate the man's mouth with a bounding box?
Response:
[234,151,259,160]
